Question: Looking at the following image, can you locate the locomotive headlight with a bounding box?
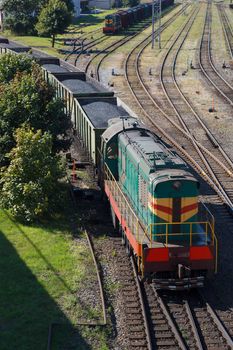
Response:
[173,181,182,190]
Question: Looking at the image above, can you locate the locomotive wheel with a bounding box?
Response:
[126,238,132,257]
[110,205,119,232]
[121,230,126,246]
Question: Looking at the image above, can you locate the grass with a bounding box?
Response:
[0,194,109,350]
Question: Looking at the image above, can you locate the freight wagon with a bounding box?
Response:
[103,0,174,34]
[0,38,218,289]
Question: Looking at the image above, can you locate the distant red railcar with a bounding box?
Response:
[103,0,174,34]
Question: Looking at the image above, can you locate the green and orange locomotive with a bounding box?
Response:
[101,118,217,290]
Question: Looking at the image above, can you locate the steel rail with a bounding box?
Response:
[217,4,233,59]
[206,304,233,348]
[94,5,188,81]
[74,35,108,66]
[184,300,204,350]
[199,3,233,106]
[91,4,188,79]
[170,10,233,173]
[85,231,107,325]
[159,4,233,208]
[152,286,187,350]
[69,187,107,326]
[125,4,233,208]
[47,188,108,349]
[131,256,153,350]
[64,28,104,62]
[197,291,233,349]
[84,14,164,77]
[112,239,151,349]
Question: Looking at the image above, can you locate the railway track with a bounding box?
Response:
[62,5,233,349]
[199,3,233,106]
[65,30,107,65]
[144,286,233,350]
[108,238,152,350]
[85,4,188,78]
[84,16,160,77]
[94,4,190,81]
[218,4,233,59]
[47,230,107,350]
[160,4,233,207]
[124,2,233,209]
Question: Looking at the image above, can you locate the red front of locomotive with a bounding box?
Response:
[103,14,122,34]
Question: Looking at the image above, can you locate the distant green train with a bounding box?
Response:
[102,118,216,288]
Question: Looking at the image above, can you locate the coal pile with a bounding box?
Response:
[62,79,102,94]
[42,64,68,73]
[82,101,129,128]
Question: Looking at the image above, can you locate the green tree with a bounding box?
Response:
[2,0,74,34]
[121,0,139,7]
[2,0,38,34]
[0,53,34,83]
[38,0,74,12]
[0,126,65,222]
[0,65,71,165]
[36,0,72,47]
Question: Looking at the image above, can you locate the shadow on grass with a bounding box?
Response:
[0,223,91,349]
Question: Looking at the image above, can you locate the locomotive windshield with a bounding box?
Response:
[105,16,114,27]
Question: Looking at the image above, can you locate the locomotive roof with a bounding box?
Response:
[82,102,129,128]
[119,129,187,172]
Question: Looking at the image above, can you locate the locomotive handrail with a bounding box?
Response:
[146,221,214,246]
[104,164,144,241]
[104,164,218,272]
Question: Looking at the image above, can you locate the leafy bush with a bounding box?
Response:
[0,63,71,165]
[0,126,65,222]
[0,53,34,83]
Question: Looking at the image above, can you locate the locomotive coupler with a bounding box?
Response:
[178,264,191,279]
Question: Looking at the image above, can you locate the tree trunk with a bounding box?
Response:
[52,34,55,48]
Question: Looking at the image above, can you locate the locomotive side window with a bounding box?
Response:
[122,151,126,172]
[139,175,148,207]
[107,142,117,159]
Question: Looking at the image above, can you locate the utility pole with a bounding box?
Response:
[182,0,186,15]
[151,0,162,49]
[0,6,4,32]
[152,0,155,49]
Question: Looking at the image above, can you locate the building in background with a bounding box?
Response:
[73,0,81,16]
[88,0,115,9]
[73,0,115,12]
